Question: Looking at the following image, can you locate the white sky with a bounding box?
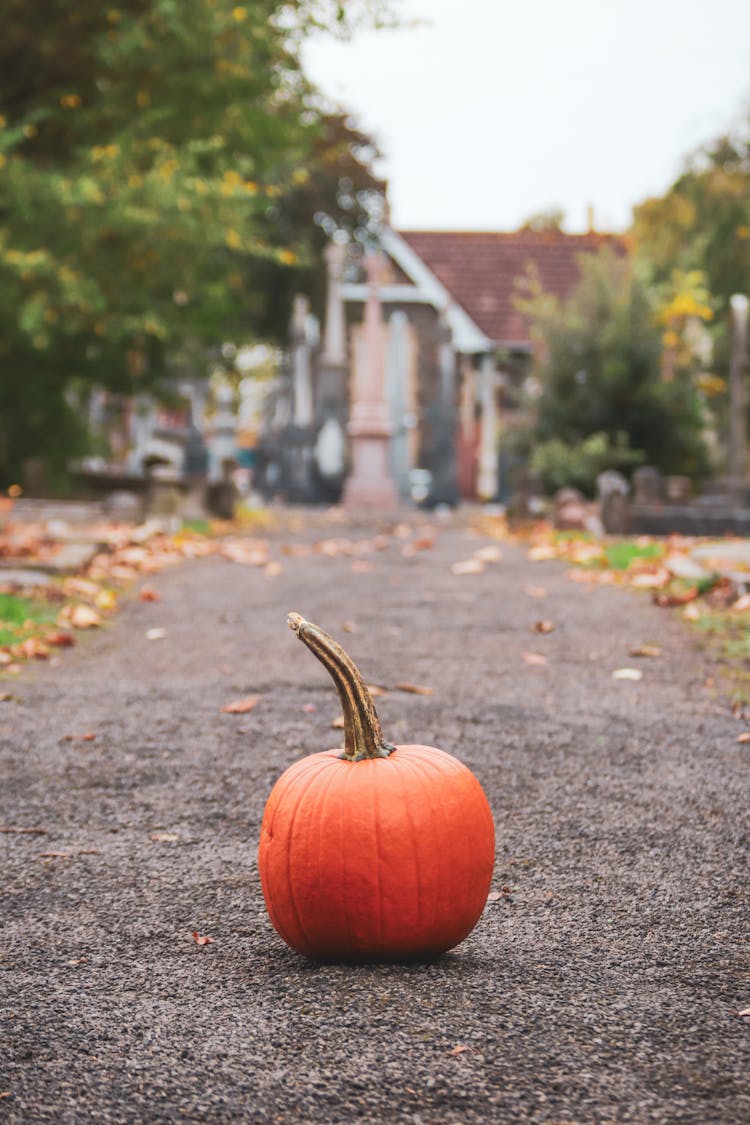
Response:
[303,0,750,233]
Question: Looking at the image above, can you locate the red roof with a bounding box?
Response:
[398,229,627,347]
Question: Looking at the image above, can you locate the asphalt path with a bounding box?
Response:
[1,517,748,1123]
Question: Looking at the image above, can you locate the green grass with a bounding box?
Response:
[180,518,212,535]
[604,540,665,570]
[0,592,57,647]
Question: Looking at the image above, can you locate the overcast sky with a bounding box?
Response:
[303,0,750,233]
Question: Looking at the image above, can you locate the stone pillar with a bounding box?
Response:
[314,240,349,498]
[477,353,499,502]
[291,295,314,427]
[426,311,460,507]
[385,310,414,500]
[342,254,399,511]
[728,293,749,504]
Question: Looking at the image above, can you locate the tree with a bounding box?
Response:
[515,249,710,494]
[632,111,750,313]
[0,0,391,486]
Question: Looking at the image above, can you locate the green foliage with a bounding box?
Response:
[531,432,643,497]
[0,0,390,486]
[632,112,750,315]
[519,249,711,490]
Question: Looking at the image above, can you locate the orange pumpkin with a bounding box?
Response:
[258,614,495,961]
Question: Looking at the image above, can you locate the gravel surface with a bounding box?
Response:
[1,516,748,1124]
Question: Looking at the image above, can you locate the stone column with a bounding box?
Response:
[728,293,749,504]
[342,253,399,511]
[426,311,460,507]
[313,240,349,498]
[477,353,499,502]
[385,310,413,499]
[291,295,314,427]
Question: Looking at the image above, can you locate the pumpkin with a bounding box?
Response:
[258,613,495,961]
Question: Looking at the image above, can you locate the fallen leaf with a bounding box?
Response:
[737,733,750,744]
[682,603,701,621]
[192,932,215,946]
[630,569,670,589]
[448,1044,470,1056]
[60,732,97,743]
[331,715,345,729]
[0,692,14,702]
[613,668,643,681]
[59,604,102,629]
[351,560,375,573]
[401,536,435,557]
[653,588,698,607]
[527,545,558,561]
[366,684,388,697]
[139,586,160,602]
[151,832,180,843]
[265,561,283,578]
[473,545,502,563]
[0,652,12,665]
[486,891,502,903]
[522,651,547,666]
[95,589,118,612]
[40,852,69,859]
[301,702,317,713]
[532,620,555,634]
[221,695,260,715]
[77,849,101,856]
[522,584,547,599]
[394,682,433,695]
[629,644,662,658]
[46,632,75,648]
[341,621,358,633]
[451,558,485,575]
[736,1007,750,1017]
[146,627,167,641]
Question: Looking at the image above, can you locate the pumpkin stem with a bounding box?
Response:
[288,613,395,762]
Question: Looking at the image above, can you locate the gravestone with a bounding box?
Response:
[597,470,630,534]
[632,466,662,505]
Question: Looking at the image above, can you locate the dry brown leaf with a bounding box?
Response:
[264,561,283,578]
[366,684,388,697]
[0,652,12,665]
[532,620,555,634]
[139,586,160,602]
[331,715,345,729]
[629,644,662,658]
[220,695,260,715]
[448,1044,470,1056]
[0,825,47,835]
[736,733,750,744]
[341,621,358,633]
[46,632,75,648]
[60,731,97,743]
[151,831,180,843]
[95,589,118,612]
[522,652,547,666]
[40,852,69,859]
[682,603,701,621]
[653,587,698,608]
[0,692,14,702]
[736,1007,750,1017]
[146,627,167,641]
[486,891,502,903]
[394,682,433,695]
[15,638,50,660]
[451,558,485,576]
[192,932,215,946]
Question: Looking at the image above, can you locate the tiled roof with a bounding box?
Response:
[397,229,627,347]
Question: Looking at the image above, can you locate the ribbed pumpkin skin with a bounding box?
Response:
[258,744,495,961]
